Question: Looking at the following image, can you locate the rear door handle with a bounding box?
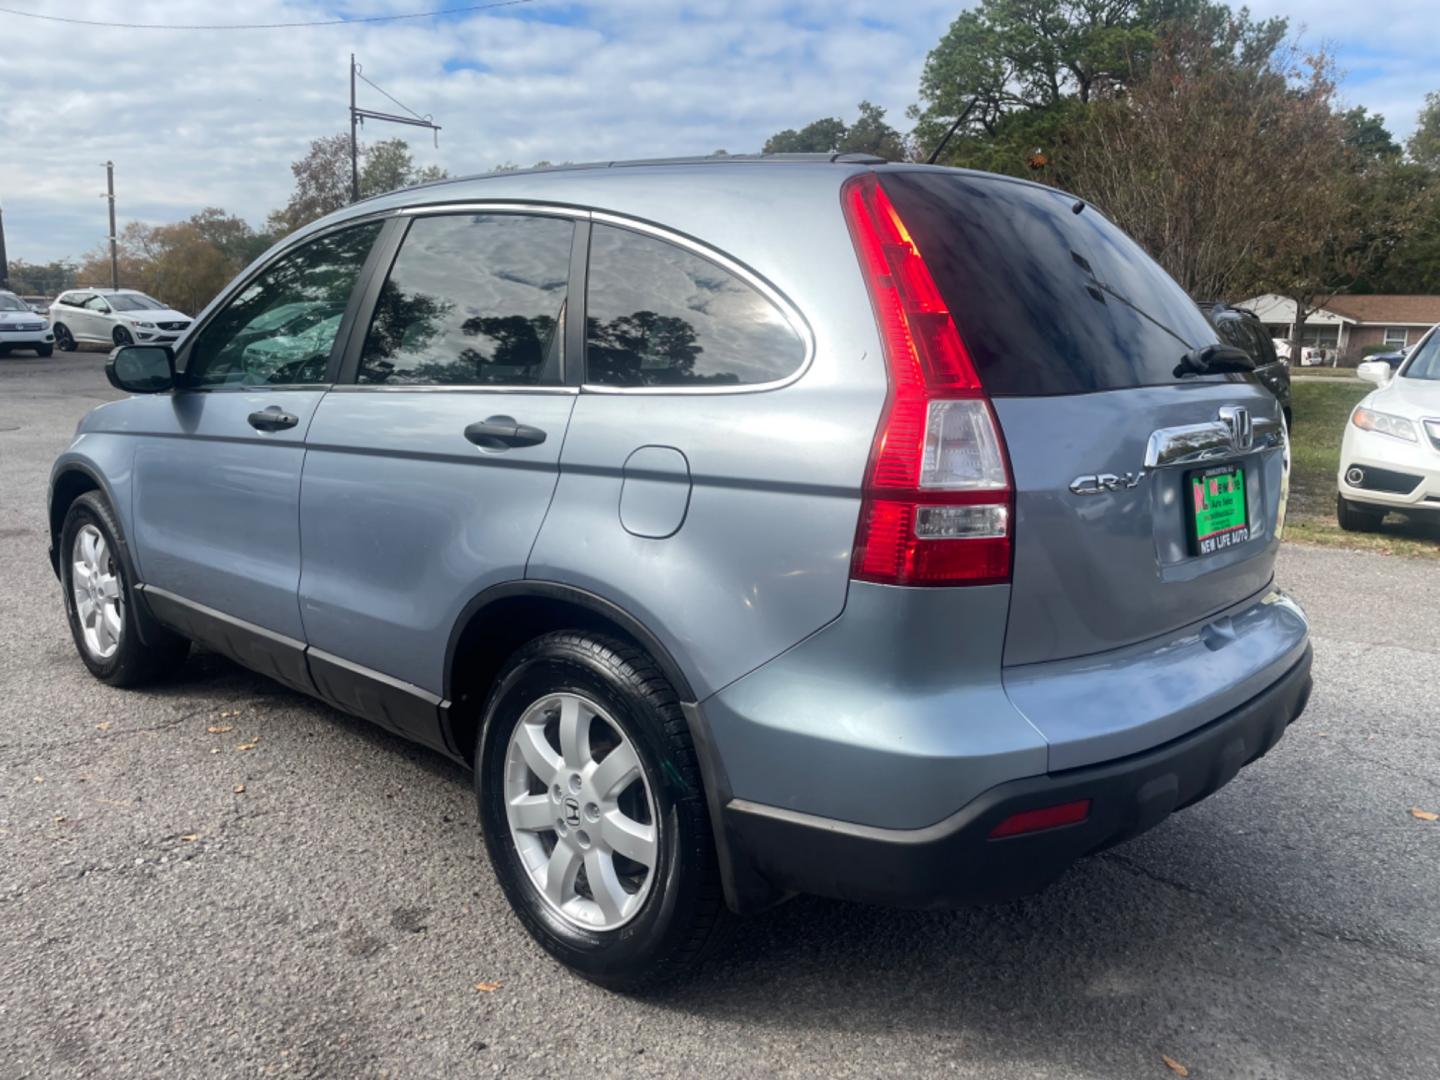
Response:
[248,406,299,432]
[464,415,547,450]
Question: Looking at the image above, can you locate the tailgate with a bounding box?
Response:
[996,383,1286,665]
[877,168,1290,668]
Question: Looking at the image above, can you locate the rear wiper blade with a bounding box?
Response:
[1174,344,1255,378]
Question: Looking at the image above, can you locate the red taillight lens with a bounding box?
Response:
[843,172,1013,586]
[988,799,1092,839]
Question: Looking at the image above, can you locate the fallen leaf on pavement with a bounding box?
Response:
[33,776,44,784]
[236,739,260,751]
[96,721,112,731]
[53,815,66,824]
[233,784,246,795]
[179,833,200,842]
[219,710,241,718]
[207,725,233,734]
[473,981,502,993]
[1411,807,1439,822]
[1161,1055,1190,1077]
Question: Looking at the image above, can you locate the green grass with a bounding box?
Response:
[1283,380,1440,557]
[1287,380,1370,516]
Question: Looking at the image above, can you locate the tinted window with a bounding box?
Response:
[82,296,111,312]
[585,224,806,388]
[359,214,572,386]
[879,172,1221,395]
[186,221,381,388]
[1402,328,1440,381]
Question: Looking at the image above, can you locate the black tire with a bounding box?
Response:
[112,326,133,347]
[36,344,54,358]
[59,491,188,686]
[54,324,76,352]
[1336,493,1386,533]
[476,631,728,990]
[0,345,8,357]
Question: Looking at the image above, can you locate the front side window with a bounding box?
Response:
[584,224,806,388]
[185,220,382,388]
[359,213,573,387]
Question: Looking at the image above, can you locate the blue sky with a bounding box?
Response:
[0,0,1433,264]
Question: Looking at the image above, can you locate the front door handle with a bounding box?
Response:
[248,406,299,432]
[464,415,547,450]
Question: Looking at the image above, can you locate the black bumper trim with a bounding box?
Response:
[721,645,1313,909]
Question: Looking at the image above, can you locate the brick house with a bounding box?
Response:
[1238,294,1440,358]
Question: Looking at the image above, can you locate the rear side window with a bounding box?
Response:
[359,213,573,386]
[878,171,1220,396]
[584,224,806,388]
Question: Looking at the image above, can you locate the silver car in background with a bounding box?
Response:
[48,155,1311,987]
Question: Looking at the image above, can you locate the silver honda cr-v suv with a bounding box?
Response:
[49,155,1312,988]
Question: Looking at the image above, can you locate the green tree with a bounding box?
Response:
[269,135,449,236]
[1408,91,1440,170]
[763,102,905,159]
[910,0,1286,174]
[1343,107,1401,161]
[5,259,76,296]
[763,116,846,154]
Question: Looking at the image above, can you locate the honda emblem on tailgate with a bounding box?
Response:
[1218,405,1253,453]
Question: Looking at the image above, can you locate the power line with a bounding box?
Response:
[0,0,531,31]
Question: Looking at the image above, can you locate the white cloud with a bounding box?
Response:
[0,0,954,261]
[1,0,1433,265]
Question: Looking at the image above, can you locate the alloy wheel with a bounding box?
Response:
[71,523,123,659]
[503,692,658,931]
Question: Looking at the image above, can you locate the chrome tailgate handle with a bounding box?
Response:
[1145,411,1282,469]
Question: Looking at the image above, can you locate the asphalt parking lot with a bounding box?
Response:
[3,352,1438,1079]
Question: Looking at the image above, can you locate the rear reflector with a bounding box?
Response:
[842,172,1014,587]
[988,799,1092,839]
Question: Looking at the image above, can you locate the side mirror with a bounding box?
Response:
[106,345,175,393]
[1356,360,1392,386]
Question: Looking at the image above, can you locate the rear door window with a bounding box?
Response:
[584,224,806,388]
[878,170,1220,396]
[359,213,574,386]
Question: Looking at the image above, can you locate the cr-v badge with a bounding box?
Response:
[1069,472,1145,495]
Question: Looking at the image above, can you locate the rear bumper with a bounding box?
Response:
[720,645,1312,910]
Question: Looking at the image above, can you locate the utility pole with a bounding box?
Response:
[0,202,9,290]
[348,55,442,204]
[349,54,360,203]
[103,161,118,290]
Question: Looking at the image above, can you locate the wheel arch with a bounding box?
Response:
[49,463,109,576]
[445,581,770,913]
[443,581,698,765]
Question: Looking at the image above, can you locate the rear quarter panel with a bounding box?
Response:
[526,167,886,698]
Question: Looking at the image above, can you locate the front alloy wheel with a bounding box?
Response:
[113,326,134,347]
[71,523,124,659]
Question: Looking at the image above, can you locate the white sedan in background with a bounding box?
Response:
[1336,324,1440,530]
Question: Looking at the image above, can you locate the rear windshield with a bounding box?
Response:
[879,170,1221,396]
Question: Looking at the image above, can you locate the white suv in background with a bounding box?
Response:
[49,289,192,352]
[0,290,55,356]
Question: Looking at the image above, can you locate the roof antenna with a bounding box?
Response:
[926,96,980,165]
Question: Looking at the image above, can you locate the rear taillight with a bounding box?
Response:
[842,172,1013,587]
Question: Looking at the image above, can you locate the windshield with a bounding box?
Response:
[1400,327,1440,381]
[0,294,28,312]
[108,294,165,312]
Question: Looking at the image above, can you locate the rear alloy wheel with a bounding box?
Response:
[477,632,727,990]
[54,324,76,352]
[112,326,134,347]
[60,491,188,686]
[1336,494,1386,533]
